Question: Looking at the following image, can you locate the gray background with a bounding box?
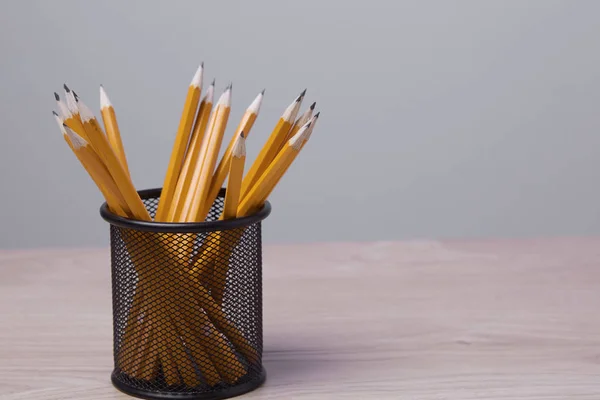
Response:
[1,0,599,249]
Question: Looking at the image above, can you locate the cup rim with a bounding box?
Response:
[100,187,271,233]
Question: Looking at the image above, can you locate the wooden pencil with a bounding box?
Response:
[299,111,319,150]
[60,87,88,140]
[155,63,203,221]
[61,124,130,217]
[238,120,312,216]
[278,101,315,151]
[239,90,304,199]
[100,85,131,177]
[199,89,264,220]
[222,133,246,220]
[167,80,215,222]
[180,84,232,222]
[76,95,150,221]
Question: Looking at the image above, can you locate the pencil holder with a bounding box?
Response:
[100,188,271,400]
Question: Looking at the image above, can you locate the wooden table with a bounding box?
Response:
[1,239,599,399]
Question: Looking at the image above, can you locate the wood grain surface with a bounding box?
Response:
[1,238,600,399]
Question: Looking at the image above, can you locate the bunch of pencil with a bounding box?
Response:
[52,63,320,386]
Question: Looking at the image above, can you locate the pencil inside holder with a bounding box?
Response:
[101,188,270,400]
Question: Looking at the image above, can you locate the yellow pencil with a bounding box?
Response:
[155,63,203,221]
[167,80,215,222]
[61,124,130,216]
[265,113,318,197]
[181,84,232,222]
[185,79,215,163]
[239,90,304,199]
[299,111,319,150]
[238,120,312,216]
[59,87,88,141]
[278,101,315,151]
[77,96,150,221]
[199,89,264,219]
[77,97,108,137]
[55,112,130,217]
[222,133,246,220]
[100,85,131,178]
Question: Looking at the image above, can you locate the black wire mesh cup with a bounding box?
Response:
[100,188,271,400]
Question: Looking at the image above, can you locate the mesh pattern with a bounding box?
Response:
[108,193,264,398]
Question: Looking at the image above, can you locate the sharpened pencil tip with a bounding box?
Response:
[100,85,112,108]
[63,84,71,93]
[211,78,215,86]
[310,102,316,110]
[314,112,320,118]
[191,64,204,87]
[52,111,59,116]
[232,131,246,157]
[261,89,266,95]
[54,92,60,101]
[247,90,264,114]
[295,89,306,103]
[72,91,79,101]
[217,84,232,107]
[201,61,204,68]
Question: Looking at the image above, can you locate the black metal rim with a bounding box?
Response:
[111,368,266,400]
[100,188,271,233]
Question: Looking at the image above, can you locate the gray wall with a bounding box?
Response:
[1,0,599,248]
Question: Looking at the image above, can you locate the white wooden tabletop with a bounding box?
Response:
[1,238,600,399]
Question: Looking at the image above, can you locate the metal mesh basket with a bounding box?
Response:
[100,188,270,400]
